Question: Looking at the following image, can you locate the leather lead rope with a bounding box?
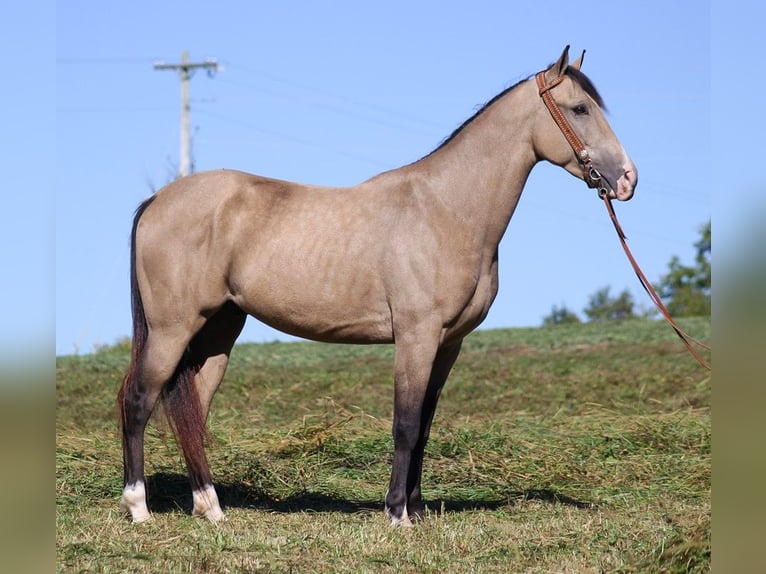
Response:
[601,194,712,371]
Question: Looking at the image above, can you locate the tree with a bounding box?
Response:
[655,221,711,317]
[542,304,582,325]
[583,286,636,322]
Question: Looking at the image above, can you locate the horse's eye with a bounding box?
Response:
[572,104,589,116]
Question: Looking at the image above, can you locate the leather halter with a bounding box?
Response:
[535,71,608,196]
[536,69,711,370]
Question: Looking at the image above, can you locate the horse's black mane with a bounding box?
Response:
[566,67,605,110]
[427,66,606,156]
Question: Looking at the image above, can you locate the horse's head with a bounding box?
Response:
[533,46,637,201]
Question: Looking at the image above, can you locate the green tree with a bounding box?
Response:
[583,286,636,322]
[542,304,582,325]
[655,221,711,317]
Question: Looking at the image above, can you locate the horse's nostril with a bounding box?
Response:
[623,168,637,185]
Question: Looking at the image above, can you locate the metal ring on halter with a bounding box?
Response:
[587,167,609,197]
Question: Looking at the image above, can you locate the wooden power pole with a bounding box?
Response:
[154,51,218,178]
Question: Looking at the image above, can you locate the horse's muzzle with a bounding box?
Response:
[613,166,637,201]
[595,162,637,202]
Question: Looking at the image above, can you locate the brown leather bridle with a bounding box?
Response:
[536,69,711,371]
[536,71,609,197]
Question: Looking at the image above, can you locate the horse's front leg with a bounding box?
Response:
[385,329,441,526]
[404,340,463,521]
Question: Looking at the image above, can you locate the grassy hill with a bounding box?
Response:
[56,318,710,573]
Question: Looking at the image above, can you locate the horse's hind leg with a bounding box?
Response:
[170,303,246,522]
[120,329,192,522]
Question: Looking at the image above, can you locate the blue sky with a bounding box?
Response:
[8,1,734,357]
[50,1,718,356]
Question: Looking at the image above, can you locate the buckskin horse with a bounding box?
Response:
[118,46,637,525]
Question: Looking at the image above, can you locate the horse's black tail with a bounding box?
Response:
[117,196,156,430]
[160,346,212,490]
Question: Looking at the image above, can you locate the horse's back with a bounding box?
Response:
[146,169,305,215]
[135,169,395,342]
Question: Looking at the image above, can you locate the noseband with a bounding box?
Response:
[535,71,609,198]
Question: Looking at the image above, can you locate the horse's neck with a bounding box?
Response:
[407,80,538,248]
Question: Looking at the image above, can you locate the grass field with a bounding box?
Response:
[56,318,710,573]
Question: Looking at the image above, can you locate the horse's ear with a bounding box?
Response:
[546,45,570,83]
[571,49,586,71]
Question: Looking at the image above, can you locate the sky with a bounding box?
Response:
[48,1,719,356]
[8,0,743,358]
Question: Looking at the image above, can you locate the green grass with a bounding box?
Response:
[56,318,710,573]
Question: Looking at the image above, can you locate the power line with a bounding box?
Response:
[57,56,157,64]
[224,63,447,131]
[154,51,219,178]
[196,108,393,170]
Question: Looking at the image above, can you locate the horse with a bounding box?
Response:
[118,46,637,526]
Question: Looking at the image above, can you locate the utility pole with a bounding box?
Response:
[154,50,218,178]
